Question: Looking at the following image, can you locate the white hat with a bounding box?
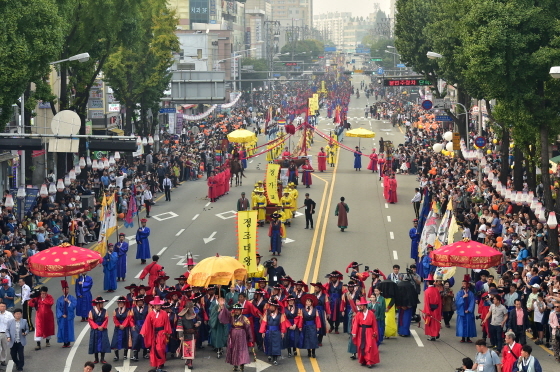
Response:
[532,284,540,289]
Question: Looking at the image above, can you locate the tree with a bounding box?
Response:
[0,0,65,129]
[239,58,268,91]
[103,0,180,136]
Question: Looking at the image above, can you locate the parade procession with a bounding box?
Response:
[5,1,560,371]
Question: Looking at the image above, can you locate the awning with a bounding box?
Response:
[109,128,124,135]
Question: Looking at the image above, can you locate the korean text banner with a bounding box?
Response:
[237,210,258,273]
[265,163,280,205]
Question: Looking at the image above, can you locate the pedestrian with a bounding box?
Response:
[28,286,54,350]
[335,197,349,232]
[423,276,442,341]
[114,233,129,282]
[17,278,33,332]
[6,308,28,372]
[501,331,522,372]
[0,279,15,310]
[512,345,542,372]
[142,186,153,218]
[0,303,14,366]
[482,294,508,352]
[549,300,560,362]
[139,255,162,289]
[101,363,113,372]
[237,192,250,211]
[83,360,95,372]
[208,295,229,360]
[310,282,328,346]
[56,280,76,348]
[301,159,313,188]
[366,149,378,173]
[317,148,327,172]
[141,296,171,371]
[88,296,111,364]
[302,193,316,229]
[325,271,344,334]
[268,213,284,256]
[507,298,529,345]
[473,339,502,372]
[456,280,477,343]
[409,219,420,260]
[351,298,380,368]
[177,301,202,368]
[282,295,300,358]
[129,295,149,361]
[110,296,131,362]
[135,219,151,265]
[299,294,320,358]
[353,147,362,171]
[76,272,94,322]
[103,243,118,292]
[163,174,172,201]
[387,174,398,203]
[252,188,267,227]
[411,188,422,219]
[370,289,386,345]
[441,281,455,328]
[218,300,254,372]
[259,298,285,365]
[265,257,286,287]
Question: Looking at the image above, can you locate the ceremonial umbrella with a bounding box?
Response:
[429,239,502,269]
[28,242,103,277]
[187,254,247,287]
[345,127,375,147]
[227,129,257,144]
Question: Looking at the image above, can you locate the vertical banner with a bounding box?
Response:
[265,163,280,205]
[237,210,258,273]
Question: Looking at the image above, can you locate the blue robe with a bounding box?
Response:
[135,227,151,259]
[111,308,131,350]
[103,252,118,291]
[56,295,76,343]
[347,310,357,354]
[88,308,111,354]
[269,221,283,254]
[263,313,283,356]
[114,241,129,279]
[398,307,412,336]
[409,227,420,261]
[455,289,477,338]
[300,308,319,349]
[354,151,362,169]
[282,305,300,350]
[76,275,93,318]
[131,306,148,350]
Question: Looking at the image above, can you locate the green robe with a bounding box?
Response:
[209,302,229,348]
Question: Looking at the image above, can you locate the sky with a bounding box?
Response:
[313,0,392,17]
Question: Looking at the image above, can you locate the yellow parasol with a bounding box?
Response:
[187,254,247,287]
[227,129,257,144]
[345,127,375,147]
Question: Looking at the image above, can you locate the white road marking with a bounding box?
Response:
[411,330,425,347]
[157,247,168,255]
[393,250,398,260]
[250,160,253,163]
[176,229,185,236]
[203,231,217,244]
[381,183,384,188]
[152,211,179,221]
[135,270,142,279]
[192,214,199,220]
[116,357,137,372]
[6,361,13,372]
[216,210,238,220]
[63,296,119,372]
[284,238,295,244]
[385,203,388,208]
[387,216,391,222]
[390,231,394,239]
[205,202,211,207]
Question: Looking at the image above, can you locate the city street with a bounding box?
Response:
[14,75,558,372]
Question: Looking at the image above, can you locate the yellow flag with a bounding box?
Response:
[237,210,258,273]
[265,164,281,205]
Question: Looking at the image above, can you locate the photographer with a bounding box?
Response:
[264,257,285,287]
[458,357,475,372]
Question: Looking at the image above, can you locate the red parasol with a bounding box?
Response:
[429,239,502,269]
[28,242,103,277]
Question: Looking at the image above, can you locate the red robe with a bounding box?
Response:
[388,178,398,203]
[207,175,217,200]
[28,294,55,338]
[239,300,262,340]
[317,151,327,171]
[423,286,442,337]
[139,261,162,290]
[378,158,386,177]
[140,310,172,368]
[351,310,380,366]
[367,153,378,171]
[501,342,523,372]
[383,176,390,201]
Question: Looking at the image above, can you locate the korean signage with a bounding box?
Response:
[383,79,433,87]
[237,210,258,273]
[190,0,209,24]
[265,163,280,205]
[108,104,120,112]
[255,19,262,43]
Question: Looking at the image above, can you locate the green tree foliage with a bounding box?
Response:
[362,38,394,69]
[280,39,324,63]
[103,0,180,135]
[240,58,268,90]
[0,0,65,129]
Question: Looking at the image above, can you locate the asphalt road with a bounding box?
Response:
[14,74,559,372]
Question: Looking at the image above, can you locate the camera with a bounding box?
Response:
[30,288,41,299]
[364,266,370,272]
[263,260,274,268]
[406,268,413,275]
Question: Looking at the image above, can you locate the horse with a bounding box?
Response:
[229,159,245,186]
[273,158,307,169]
